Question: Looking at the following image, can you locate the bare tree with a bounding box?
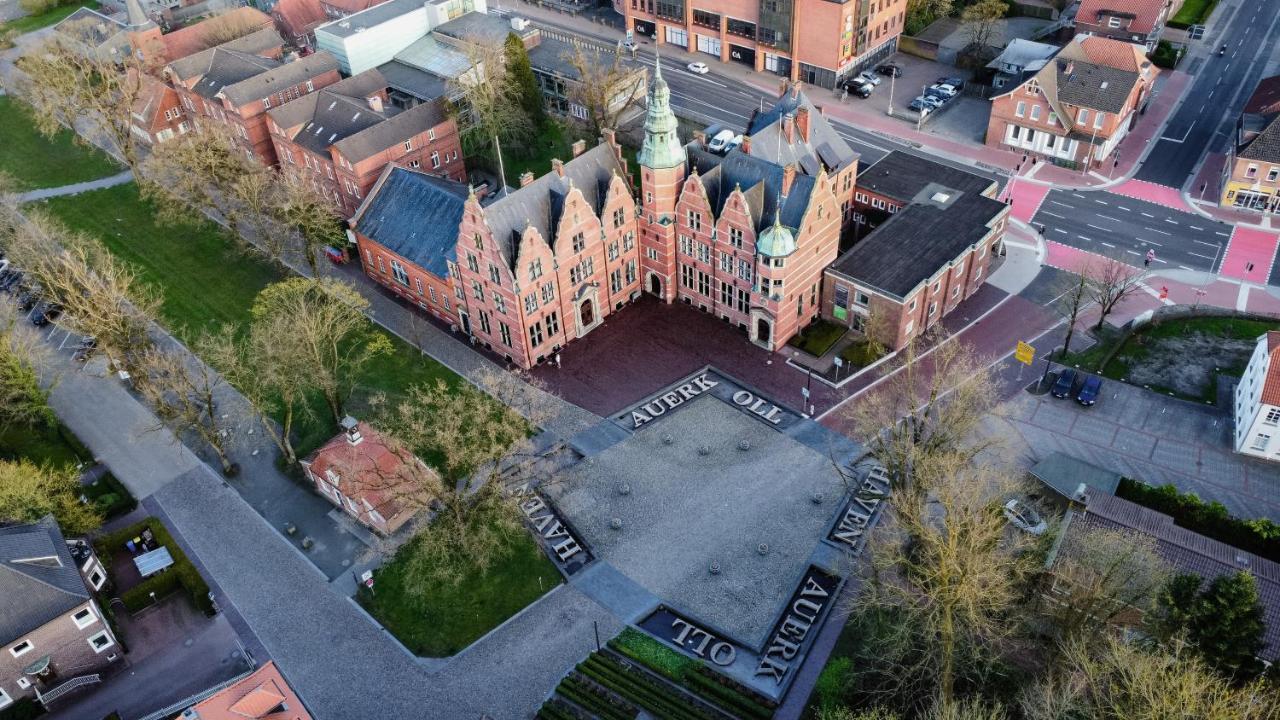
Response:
[230,163,284,259]
[0,459,103,533]
[188,10,264,52]
[1054,269,1091,359]
[1087,254,1146,331]
[844,331,1000,497]
[2,212,160,376]
[272,171,347,276]
[961,0,1008,54]
[1039,525,1170,642]
[14,29,148,170]
[1021,637,1280,720]
[199,318,316,465]
[563,45,646,138]
[139,120,257,233]
[0,303,54,433]
[135,344,238,475]
[449,36,533,157]
[854,454,1033,711]
[251,277,392,423]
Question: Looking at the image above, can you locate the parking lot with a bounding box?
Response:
[993,375,1280,523]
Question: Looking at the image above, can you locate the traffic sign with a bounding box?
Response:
[1015,341,1035,365]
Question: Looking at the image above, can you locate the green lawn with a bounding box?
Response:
[0,96,120,190]
[1169,0,1218,27]
[500,123,587,186]
[0,421,90,468]
[839,338,886,368]
[358,530,560,656]
[0,0,99,36]
[788,319,848,357]
[39,183,462,458]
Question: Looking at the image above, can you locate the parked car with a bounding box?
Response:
[30,301,61,327]
[687,61,710,74]
[908,95,941,112]
[1077,375,1103,406]
[876,63,903,77]
[724,134,744,152]
[855,70,882,86]
[928,83,958,99]
[1051,368,1077,398]
[622,39,638,51]
[845,80,873,98]
[1003,499,1048,536]
[17,289,40,312]
[707,129,736,153]
[0,269,19,293]
[937,76,965,90]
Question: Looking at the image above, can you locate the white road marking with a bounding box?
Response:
[1097,215,1120,222]
[1117,206,1132,211]
[1141,212,1155,217]
[1087,224,1108,231]
[1193,239,1220,247]
[1216,231,1231,237]
[1126,249,1139,256]
[1049,199,1072,207]
[1078,235,1092,241]
[1163,218,1179,224]
[1189,252,1216,260]
[1138,238,1162,246]
[1095,199,1109,205]
[1041,210,1065,218]
[1147,228,1172,235]
[1100,241,1116,248]
[1238,284,1251,311]
[1179,265,1194,271]
[1190,225,1205,230]
[1053,228,1067,234]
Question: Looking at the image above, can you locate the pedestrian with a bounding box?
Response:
[1145,249,1155,266]
[555,352,562,369]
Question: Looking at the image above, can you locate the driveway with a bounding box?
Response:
[998,380,1280,522]
[48,597,248,720]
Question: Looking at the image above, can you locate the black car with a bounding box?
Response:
[1077,375,1103,406]
[1051,368,1077,398]
[876,63,903,77]
[17,289,40,312]
[844,80,873,98]
[30,302,61,327]
[0,270,20,293]
[937,76,965,90]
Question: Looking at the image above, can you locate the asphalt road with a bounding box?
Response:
[1032,187,1233,272]
[1135,0,1280,188]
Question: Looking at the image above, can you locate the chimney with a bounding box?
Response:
[601,128,617,148]
[693,130,707,145]
[795,106,811,142]
[741,135,751,154]
[520,171,535,187]
[571,139,587,158]
[366,95,383,113]
[551,158,564,177]
[340,416,363,445]
[781,113,795,143]
[1064,60,1074,76]
[782,164,796,197]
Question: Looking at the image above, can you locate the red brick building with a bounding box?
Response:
[823,150,1008,350]
[130,72,188,146]
[131,6,276,66]
[986,35,1157,170]
[271,0,329,50]
[301,418,434,535]
[267,69,464,217]
[639,76,852,350]
[623,0,904,88]
[1074,0,1172,52]
[167,38,341,165]
[181,661,312,719]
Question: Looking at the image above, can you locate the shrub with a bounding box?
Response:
[0,698,44,720]
[95,517,212,613]
[1118,479,1280,562]
[814,656,852,709]
[18,0,59,15]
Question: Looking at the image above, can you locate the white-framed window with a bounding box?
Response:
[9,640,32,658]
[1266,408,1280,424]
[0,687,10,709]
[72,607,97,630]
[415,278,424,296]
[87,630,114,654]
[1269,167,1280,182]
[306,80,314,92]
[1094,111,1105,129]
[855,291,870,306]
[431,151,440,169]
[1077,109,1090,126]
[390,260,409,286]
[1015,101,1026,118]
[1030,105,1041,121]
[1108,16,1121,27]
[325,468,340,485]
[16,678,30,690]
[403,140,412,151]
[1253,433,1271,451]
[89,568,105,590]
[428,128,436,141]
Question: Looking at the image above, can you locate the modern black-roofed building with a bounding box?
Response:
[823,150,1009,350]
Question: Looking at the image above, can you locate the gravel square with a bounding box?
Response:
[545,393,846,650]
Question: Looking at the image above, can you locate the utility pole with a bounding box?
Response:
[887,72,895,117]
[493,134,508,198]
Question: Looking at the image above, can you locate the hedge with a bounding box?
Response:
[0,699,43,720]
[608,629,774,718]
[82,472,137,520]
[94,518,213,614]
[1117,478,1280,562]
[579,655,717,720]
[558,674,637,720]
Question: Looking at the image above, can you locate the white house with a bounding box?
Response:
[314,0,485,75]
[1234,330,1280,460]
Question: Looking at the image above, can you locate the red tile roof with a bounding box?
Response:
[303,422,435,530]
[188,662,311,720]
[160,7,274,62]
[1260,331,1280,407]
[1077,0,1168,35]
[321,0,389,15]
[272,0,327,43]
[1245,76,1280,117]
[1066,34,1149,73]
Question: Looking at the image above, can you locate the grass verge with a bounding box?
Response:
[788,319,847,357]
[0,0,99,36]
[0,96,120,189]
[0,421,90,468]
[357,530,560,656]
[1168,0,1218,28]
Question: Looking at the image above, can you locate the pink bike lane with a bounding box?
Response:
[1219,225,1280,284]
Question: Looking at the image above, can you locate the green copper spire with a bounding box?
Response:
[637,57,685,170]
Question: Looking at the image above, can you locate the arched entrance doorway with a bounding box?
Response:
[756,317,771,345]
[580,298,595,328]
[649,274,661,296]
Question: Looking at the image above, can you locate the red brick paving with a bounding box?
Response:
[1219,225,1280,284]
[1107,178,1193,211]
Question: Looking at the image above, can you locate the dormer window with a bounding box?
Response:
[326,468,340,485]
[1026,79,1039,95]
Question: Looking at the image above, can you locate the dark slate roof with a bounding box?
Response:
[1241,116,1280,164]
[1052,57,1139,115]
[1030,452,1121,500]
[687,146,816,232]
[219,52,339,106]
[268,71,392,155]
[857,150,997,204]
[828,184,1006,299]
[0,518,90,644]
[354,167,469,278]
[168,27,283,82]
[482,142,627,266]
[377,60,450,101]
[192,48,281,99]
[527,37,584,79]
[1063,492,1280,661]
[745,88,858,174]
[333,99,446,163]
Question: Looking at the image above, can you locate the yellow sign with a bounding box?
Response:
[1015,341,1035,365]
